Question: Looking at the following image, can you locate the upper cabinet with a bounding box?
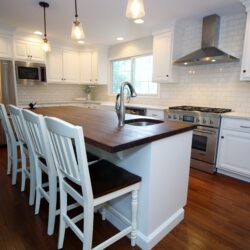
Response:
[79,48,108,85]
[46,47,79,84]
[0,34,12,58]
[153,30,174,83]
[14,40,44,62]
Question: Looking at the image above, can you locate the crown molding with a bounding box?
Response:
[241,0,250,12]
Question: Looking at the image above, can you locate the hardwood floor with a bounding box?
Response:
[0,146,249,250]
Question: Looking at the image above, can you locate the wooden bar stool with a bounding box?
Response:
[0,104,21,185]
[8,105,36,205]
[45,116,141,250]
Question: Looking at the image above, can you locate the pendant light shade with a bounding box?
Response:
[71,0,85,40]
[39,2,51,52]
[126,0,145,19]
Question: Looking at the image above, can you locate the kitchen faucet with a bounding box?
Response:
[115,82,137,127]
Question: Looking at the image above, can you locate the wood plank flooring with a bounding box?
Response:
[0,146,249,250]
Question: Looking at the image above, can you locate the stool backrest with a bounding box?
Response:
[45,116,93,202]
[8,105,27,145]
[22,109,56,175]
[0,103,16,145]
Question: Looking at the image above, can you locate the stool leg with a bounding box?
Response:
[58,187,67,249]
[101,207,106,221]
[7,141,12,175]
[131,190,138,247]
[83,204,94,250]
[11,145,18,185]
[21,147,27,192]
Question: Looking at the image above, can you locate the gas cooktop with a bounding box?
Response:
[169,106,232,114]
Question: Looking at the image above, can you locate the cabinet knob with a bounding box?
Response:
[221,136,224,139]
[61,78,63,80]
[243,70,246,73]
[166,75,169,77]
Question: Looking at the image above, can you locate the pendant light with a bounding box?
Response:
[39,2,51,52]
[71,0,85,40]
[126,0,145,19]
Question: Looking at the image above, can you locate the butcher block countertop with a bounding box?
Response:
[33,106,195,153]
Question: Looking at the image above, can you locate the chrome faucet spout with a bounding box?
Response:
[115,82,137,127]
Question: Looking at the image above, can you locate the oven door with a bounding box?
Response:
[192,126,218,164]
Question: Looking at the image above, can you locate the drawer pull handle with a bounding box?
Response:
[240,125,250,129]
[152,114,158,117]
[243,70,246,73]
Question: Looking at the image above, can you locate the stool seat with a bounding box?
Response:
[66,160,141,199]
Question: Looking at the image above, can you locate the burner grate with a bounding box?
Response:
[169,106,232,113]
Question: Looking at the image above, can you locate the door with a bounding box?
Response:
[79,52,92,84]
[46,47,63,82]
[153,32,172,83]
[28,42,44,61]
[91,51,98,83]
[0,35,12,58]
[217,129,250,177]
[192,126,218,164]
[63,49,79,83]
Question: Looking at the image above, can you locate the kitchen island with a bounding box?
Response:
[33,106,195,250]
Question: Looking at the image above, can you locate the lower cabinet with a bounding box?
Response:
[216,118,250,182]
[146,109,165,120]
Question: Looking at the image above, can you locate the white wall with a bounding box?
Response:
[93,13,250,113]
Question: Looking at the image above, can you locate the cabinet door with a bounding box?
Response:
[15,41,29,60]
[46,47,63,82]
[217,129,250,177]
[0,35,12,58]
[241,13,250,81]
[79,52,92,84]
[63,49,79,83]
[153,32,173,83]
[146,109,165,120]
[28,42,44,61]
[91,51,98,83]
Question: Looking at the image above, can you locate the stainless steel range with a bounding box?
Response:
[165,106,232,173]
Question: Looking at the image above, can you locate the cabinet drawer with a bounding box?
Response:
[222,118,250,132]
[146,109,164,120]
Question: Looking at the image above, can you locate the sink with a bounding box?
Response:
[125,118,164,126]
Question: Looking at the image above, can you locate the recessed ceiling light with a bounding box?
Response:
[134,19,144,24]
[184,62,188,65]
[117,37,124,41]
[211,59,216,62]
[78,40,85,44]
[34,31,43,36]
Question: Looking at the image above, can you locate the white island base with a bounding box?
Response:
[87,130,193,250]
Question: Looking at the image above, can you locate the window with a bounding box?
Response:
[111,55,158,95]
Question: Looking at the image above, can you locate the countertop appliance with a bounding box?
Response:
[165,106,232,173]
[0,60,17,145]
[15,61,47,85]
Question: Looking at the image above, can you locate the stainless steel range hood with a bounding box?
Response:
[174,14,239,66]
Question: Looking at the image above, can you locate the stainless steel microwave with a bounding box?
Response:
[15,61,47,85]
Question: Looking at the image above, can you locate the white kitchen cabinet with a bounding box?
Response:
[0,34,12,58]
[46,47,79,84]
[240,1,250,81]
[146,109,165,120]
[14,40,44,62]
[216,117,250,182]
[153,30,174,83]
[63,49,79,83]
[79,48,108,85]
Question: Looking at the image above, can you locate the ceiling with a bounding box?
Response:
[0,0,245,46]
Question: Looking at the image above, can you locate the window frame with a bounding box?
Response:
[109,54,160,98]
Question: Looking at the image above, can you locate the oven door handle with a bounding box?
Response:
[194,129,216,134]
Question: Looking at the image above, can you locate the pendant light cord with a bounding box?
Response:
[75,0,78,18]
[43,6,47,38]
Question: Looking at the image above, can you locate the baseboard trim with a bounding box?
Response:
[105,206,184,250]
